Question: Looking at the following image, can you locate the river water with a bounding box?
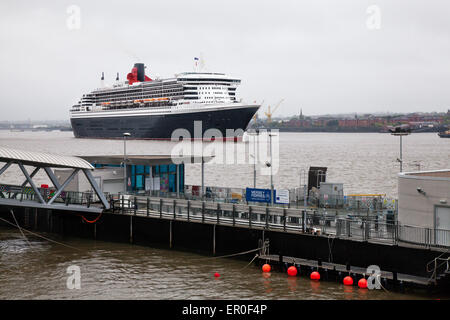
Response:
[0,227,439,300]
[0,131,448,299]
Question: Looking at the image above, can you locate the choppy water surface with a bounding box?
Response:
[0,227,440,300]
[0,131,449,197]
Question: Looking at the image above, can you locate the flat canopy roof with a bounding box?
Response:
[410,171,450,178]
[400,169,450,181]
[0,146,94,170]
[79,155,214,166]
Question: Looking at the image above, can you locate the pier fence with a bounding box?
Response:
[109,194,449,249]
[1,183,98,207]
[119,187,397,215]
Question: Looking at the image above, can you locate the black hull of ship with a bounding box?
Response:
[71,106,259,139]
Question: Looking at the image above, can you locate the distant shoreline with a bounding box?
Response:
[0,127,440,134]
[0,128,72,132]
[253,126,439,133]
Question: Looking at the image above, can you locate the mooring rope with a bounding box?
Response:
[0,216,81,251]
[379,278,390,293]
[240,254,260,270]
[188,246,265,261]
[10,210,31,247]
[327,235,335,263]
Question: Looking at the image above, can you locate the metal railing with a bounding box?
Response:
[107,194,450,249]
[335,218,397,244]
[125,185,398,214]
[426,256,450,284]
[398,225,450,248]
[0,184,100,208]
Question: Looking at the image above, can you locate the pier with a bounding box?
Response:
[0,147,448,293]
[1,193,449,292]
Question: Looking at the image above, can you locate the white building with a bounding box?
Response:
[398,170,450,246]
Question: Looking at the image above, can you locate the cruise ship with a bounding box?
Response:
[69,63,260,139]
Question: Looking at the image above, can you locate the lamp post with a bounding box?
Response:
[262,130,276,206]
[247,129,260,188]
[391,131,410,172]
[123,132,131,193]
[269,130,274,206]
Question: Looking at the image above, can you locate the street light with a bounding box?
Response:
[268,130,275,206]
[391,131,410,172]
[247,129,260,188]
[123,132,131,193]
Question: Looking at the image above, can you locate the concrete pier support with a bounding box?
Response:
[130,215,133,244]
[213,224,216,256]
[169,220,173,248]
[34,208,38,230]
[47,209,52,232]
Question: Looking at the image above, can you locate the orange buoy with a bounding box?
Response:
[358,278,368,289]
[310,271,320,280]
[262,264,271,273]
[343,276,353,286]
[287,266,297,276]
[214,272,220,278]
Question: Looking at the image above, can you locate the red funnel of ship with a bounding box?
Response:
[127,63,152,85]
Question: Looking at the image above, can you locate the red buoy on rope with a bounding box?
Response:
[358,278,368,289]
[310,271,320,280]
[343,276,353,286]
[287,266,297,276]
[214,272,220,278]
[262,264,271,273]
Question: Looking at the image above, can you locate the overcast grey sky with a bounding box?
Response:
[1,0,449,121]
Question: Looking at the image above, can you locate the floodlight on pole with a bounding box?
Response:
[123,132,131,193]
[391,131,410,173]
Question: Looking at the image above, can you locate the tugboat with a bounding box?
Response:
[438,129,450,138]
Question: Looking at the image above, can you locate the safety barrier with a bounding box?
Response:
[107,194,449,249]
[0,184,99,208]
[335,218,397,244]
[124,186,398,215]
[426,255,450,284]
[398,224,450,248]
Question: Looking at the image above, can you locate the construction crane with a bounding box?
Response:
[264,99,284,123]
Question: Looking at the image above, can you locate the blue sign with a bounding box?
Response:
[246,188,271,203]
